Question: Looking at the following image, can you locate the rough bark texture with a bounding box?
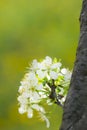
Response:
[60,0,87,130]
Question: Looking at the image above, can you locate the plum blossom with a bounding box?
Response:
[36,70,47,79]
[17,56,72,128]
[50,70,58,80]
[61,68,67,74]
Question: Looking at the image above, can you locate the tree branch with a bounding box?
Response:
[60,0,87,130]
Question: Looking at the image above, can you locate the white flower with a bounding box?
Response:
[27,72,38,86]
[61,68,67,75]
[51,62,62,69]
[36,70,47,79]
[36,83,43,90]
[18,81,29,94]
[50,70,58,79]
[27,72,37,80]
[18,85,25,93]
[32,104,45,113]
[39,91,47,98]
[17,95,28,105]
[18,56,72,128]
[27,107,33,118]
[18,105,27,114]
[64,70,72,80]
[38,112,50,128]
[29,91,41,103]
[31,59,38,70]
[43,56,52,68]
[38,62,46,70]
[44,116,50,128]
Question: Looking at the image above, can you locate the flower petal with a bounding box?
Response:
[32,104,45,113]
[27,108,33,118]
[50,71,58,79]
[18,106,26,114]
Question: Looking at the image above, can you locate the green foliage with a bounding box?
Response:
[0,0,82,130]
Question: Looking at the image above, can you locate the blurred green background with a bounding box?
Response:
[0,0,82,130]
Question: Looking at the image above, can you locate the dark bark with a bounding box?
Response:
[60,0,87,130]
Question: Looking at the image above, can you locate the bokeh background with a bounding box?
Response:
[0,0,82,130]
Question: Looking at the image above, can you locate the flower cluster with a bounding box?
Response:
[17,56,72,128]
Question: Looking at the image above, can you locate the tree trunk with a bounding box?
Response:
[60,0,87,130]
